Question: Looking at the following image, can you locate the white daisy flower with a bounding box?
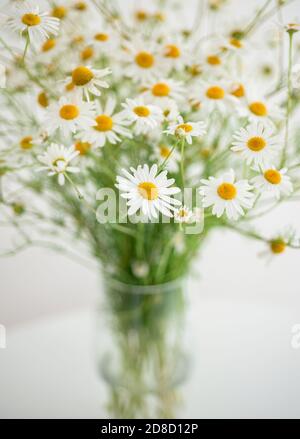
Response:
[6,1,60,46]
[232,122,281,168]
[160,37,191,71]
[37,143,79,186]
[44,95,96,137]
[0,63,6,88]
[221,36,247,53]
[89,30,117,55]
[156,98,179,122]
[174,205,194,223]
[252,167,293,200]
[153,143,180,173]
[142,78,184,103]
[121,98,163,135]
[77,97,132,148]
[200,50,225,76]
[67,66,111,99]
[116,164,181,219]
[228,81,247,100]
[239,89,283,124]
[122,39,162,83]
[199,169,255,220]
[165,116,207,145]
[197,82,237,114]
[37,37,63,61]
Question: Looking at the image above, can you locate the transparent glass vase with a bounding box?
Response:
[96,275,189,419]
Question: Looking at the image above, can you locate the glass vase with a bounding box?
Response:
[96,275,189,419]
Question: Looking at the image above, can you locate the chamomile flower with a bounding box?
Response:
[199,169,254,220]
[221,36,247,53]
[165,116,207,144]
[116,164,181,219]
[240,89,283,124]
[37,143,79,186]
[153,143,180,173]
[67,66,111,99]
[89,29,116,55]
[38,37,62,60]
[121,98,163,135]
[197,82,237,114]
[122,39,162,83]
[232,122,281,168]
[77,97,131,148]
[252,167,293,200]
[45,95,96,137]
[142,78,184,103]
[6,1,60,46]
[161,37,191,71]
[157,98,179,122]
[200,50,225,76]
[174,205,194,223]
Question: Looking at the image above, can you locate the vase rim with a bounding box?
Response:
[103,274,185,295]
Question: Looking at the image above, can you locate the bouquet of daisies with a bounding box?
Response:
[0,0,300,287]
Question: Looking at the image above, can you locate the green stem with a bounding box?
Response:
[244,0,273,36]
[158,141,178,172]
[23,33,30,61]
[281,31,294,167]
[180,139,186,190]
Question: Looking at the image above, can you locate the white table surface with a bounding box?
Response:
[1,284,300,419]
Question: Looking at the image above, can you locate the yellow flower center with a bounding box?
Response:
[270,239,286,254]
[74,141,91,155]
[135,51,155,68]
[188,64,202,76]
[37,92,49,108]
[133,106,150,117]
[81,46,94,60]
[94,33,109,42]
[42,39,56,52]
[207,55,221,65]
[152,82,170,97]
[52,157,66,168]
[154,12,165,22]
[230,38,243,49]
[135,10,148,21]
[72,66,94,86]
[73,35,85,44]
[65,81,75,92]
[94,115,113,132]
[264,169,282,185]
[231,84,245,98]
[247,136,266,152]
[165,44,181,58]
[74,2,87,10]
[177,123,193,133]
[20,136,33,150]
[160,145,171,158]
[249,101,268,117]
[59,104,79,120]
[217,183,237,200]
[138,182,158,200]
[178,208,189,218]
[52,6,67,19]
[206,86,225,100]
[21,13,41,26]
